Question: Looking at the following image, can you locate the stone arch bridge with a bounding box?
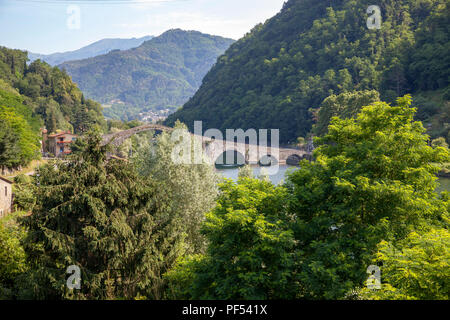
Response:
[101,124,311,165]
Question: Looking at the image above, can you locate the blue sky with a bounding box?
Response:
[0,0,286,54]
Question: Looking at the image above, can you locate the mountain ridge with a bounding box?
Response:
[28,35,154,66]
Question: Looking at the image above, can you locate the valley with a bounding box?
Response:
[0,0,449,304]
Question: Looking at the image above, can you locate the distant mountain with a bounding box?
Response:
[28,35,153,66]
[59,29,235,121]
[165,0,449,144]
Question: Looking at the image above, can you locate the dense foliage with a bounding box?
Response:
[313,90,381,136]
[165,177,295,299]
[135,122,219,253]
[0,46,106,168]
[60,30,234,121]
[0,126,219,300]
[285,95,448,299]
[1,97,449,300]
[0,212,28,299]
[166,0,449,144]
[0,83,40,168]
[359,227,450,300]
[18,133,184,299]
[0,47,105,135]
[166,97,449,300]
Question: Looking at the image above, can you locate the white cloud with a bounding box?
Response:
[116,11,262,39]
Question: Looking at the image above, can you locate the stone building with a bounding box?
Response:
[44,130,77,157]
[0,176,13,218]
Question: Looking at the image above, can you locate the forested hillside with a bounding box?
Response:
[59,30,234,121]
[0,46,105,168]
[166,0,449,144]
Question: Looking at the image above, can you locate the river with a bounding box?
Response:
[216,165,295,185]
[217,165,450,192]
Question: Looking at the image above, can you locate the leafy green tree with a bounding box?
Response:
[432,137,449,149]
[135,122,219,254]
[0,106,40,168]
[238,165,254,179]
[359,227,450,300]
[166,177,296,300]
[0,214,29,299]
[296,137,306,149]
[286,95,449,299]
[0,119,21,168]
[314,90,380,136]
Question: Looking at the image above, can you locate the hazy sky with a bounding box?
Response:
[0,0,286,54]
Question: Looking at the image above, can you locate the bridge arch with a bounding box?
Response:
[286,154,302,166]
[215,150,246,168]
[258,154,278,167]
[101,124,174,147]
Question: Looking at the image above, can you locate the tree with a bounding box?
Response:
[12,174,36,212]
[135,122,219,254]
[165,177,296,300]
[0,119,21,168]
[359,227,450,300]
[286,95,449,299]
[314,90,381,136]
[21,131,185,299]
[0,106,40,168]
[0,213,29,299]
[238,165,254,179]
[296,137,306,149]
[432,137,449,149]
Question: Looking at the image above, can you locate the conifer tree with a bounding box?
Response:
[21,131,185,299]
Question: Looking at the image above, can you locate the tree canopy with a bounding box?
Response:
[166,96,449,300]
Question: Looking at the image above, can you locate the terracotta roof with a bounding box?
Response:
[0,176,13,184]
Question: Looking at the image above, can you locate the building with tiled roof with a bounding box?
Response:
[43,130,77,158]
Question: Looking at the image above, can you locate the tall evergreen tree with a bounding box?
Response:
[21,132,185,299]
